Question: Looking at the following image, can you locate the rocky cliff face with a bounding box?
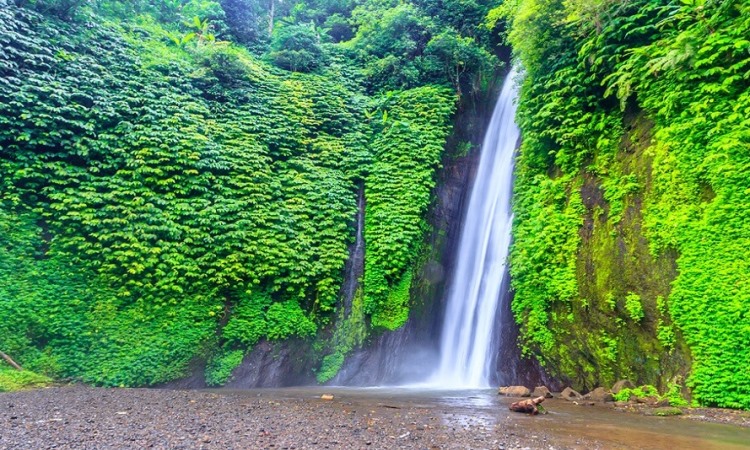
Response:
[166,63,560,390]
[332,74,550,388]
[506,106,694,394]
[543,111,691,392]
[330,91,491,386]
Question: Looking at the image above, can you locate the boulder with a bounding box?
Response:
[497,386,531,397]
[611,379,635,394]
[560,387,583,401]
[584,387,614,402]
[531,386,554,398]
[651,407,683,416]
[636,396,659,405]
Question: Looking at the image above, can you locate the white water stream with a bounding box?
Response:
[428,69,520,388]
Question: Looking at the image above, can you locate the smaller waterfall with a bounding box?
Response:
[429,68,520,388]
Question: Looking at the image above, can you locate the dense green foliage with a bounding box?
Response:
[502,0,750,408]
[611,382,688,407]
[0,0,494,387]
[364,87,455,329]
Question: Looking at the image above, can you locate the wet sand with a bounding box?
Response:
[2,386,749,449]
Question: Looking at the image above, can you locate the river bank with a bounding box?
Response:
[2,386,749,449]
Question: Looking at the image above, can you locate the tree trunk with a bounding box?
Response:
[0,350,23,371]
[509,396,545,415]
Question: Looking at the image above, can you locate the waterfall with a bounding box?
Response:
[429,68,520,388]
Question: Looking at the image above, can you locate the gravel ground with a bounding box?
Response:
[2,386,750,450]
[0,387,569,450]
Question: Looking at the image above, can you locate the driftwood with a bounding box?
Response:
[0,350,23,371]
[509,396,546,415]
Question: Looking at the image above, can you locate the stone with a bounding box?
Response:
[584,387,614,402]
[636,396,659,405]
[611,379,635,394]
[560,387,583,401]
[531,386,553,398]
[652,407,683,416]
[497,386,531,397]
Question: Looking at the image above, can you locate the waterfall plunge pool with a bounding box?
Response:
[212,386,750,450]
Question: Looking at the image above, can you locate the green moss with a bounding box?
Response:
[205,349,245,386]
[624,293,644,323]
[664,380,689,407]
[371,270,413,330]
[317,352,346,384]
[0,368,51,392]
[614,384,659,402]
[316,287,368,383]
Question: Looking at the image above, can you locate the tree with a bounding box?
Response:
[423,30,496,96]
[268,24,324,72]
[220,0,267,44]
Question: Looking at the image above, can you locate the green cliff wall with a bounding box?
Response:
[500,0,750,408]
[0,0,495,388]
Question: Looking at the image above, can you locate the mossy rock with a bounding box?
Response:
[651,407,683,417]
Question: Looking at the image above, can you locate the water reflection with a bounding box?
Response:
[213,386,750,449]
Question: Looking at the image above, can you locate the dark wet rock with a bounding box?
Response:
[498,386,531,397]
[585,387,614,402]
[532,386,553,398]
[612,379,635,394]
[560,387,583,401]
[225,340,317,388]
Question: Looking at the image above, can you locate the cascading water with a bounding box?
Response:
[429,68,520,388]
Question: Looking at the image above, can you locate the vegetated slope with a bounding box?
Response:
[0,0,497,387]
[500,0,750,408]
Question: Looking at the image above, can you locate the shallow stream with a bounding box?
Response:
[217,386,750,449]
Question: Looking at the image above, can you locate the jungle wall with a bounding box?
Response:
[500,0,750,408]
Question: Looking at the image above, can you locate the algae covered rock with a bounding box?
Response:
[651,407,683,416]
